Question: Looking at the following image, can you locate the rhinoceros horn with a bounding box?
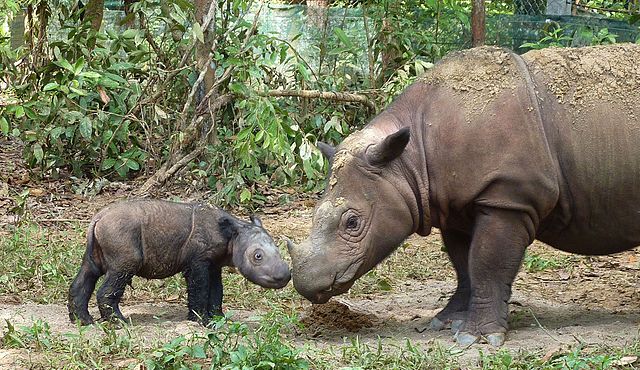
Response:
[284,237,297,258]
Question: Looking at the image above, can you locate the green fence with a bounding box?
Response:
[6,2,639,61]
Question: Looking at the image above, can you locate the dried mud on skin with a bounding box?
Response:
[419,46,520,125]
[524,43,640,128]
[300,300,379,336]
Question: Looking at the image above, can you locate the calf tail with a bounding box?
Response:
[84,219,104,275]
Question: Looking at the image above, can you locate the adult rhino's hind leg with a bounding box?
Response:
[96,271,134,323]
[455,207,531,347]
[429,230,471,333]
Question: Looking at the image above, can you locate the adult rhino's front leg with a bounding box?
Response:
[455,207,532,347]
[429,230,471,333]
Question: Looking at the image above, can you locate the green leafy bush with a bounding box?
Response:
[0,0,442,205]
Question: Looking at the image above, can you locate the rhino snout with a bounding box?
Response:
[269,265,292,288]
[251,262,291,289]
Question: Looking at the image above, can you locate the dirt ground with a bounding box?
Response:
[2,136,640,366]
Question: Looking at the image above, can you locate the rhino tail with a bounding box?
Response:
[84,218,105,275]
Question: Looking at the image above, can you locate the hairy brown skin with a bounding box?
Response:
[68,200,290,325]
[289,44,640,346]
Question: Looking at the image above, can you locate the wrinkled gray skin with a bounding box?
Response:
[289,44,640,346]
[68,200,290,325]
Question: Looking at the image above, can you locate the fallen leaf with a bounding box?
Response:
[627,254,637,264]
[98,86,110,105]
[29,188,45,197]
[612,356,637,366]
[0,182,7,197]
[541,345,564,362]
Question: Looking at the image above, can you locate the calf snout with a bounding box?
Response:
[275,266,292,286]
[264,264,291,289]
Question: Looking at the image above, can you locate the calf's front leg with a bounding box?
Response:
[455,207,533,346]
[184,261,210,324]
[207,265,224,319]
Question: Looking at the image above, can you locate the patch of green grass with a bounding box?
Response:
[1,310,308,369]
[522,252,570,273]
[476,344,632,370]
[3,310,640,369]
[307,336,463,369]
[0,222,85,303]
[348,240,450,296]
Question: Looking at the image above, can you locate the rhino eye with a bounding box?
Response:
[345,215,359,230]
[254,251,263,261]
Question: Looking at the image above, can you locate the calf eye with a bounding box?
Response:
[254,252,263,261]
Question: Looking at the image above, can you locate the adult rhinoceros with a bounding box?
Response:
[287,44,640,346]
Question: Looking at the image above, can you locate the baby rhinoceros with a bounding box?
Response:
[68,200,291,325]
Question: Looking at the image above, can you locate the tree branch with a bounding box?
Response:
[263,89,375,111]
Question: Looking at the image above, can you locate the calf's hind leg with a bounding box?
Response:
[96,271,134,323]
[68,261,102,325]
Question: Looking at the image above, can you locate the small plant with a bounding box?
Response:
[144,336,207,370]
[521,22,572,49]
[522,252,568,273]
[139,312,309,369]
[0,319,52,351]
[550,345,615,369]
[479,349,514,369]
[321,336,461,369]
[1,320,27,348]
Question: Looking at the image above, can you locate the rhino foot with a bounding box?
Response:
[454,331,505,347]
[454,331,478,346]
[428,317,448,331]
[451,319,464,333]
[485,333,505,347]
[428,310,468,332]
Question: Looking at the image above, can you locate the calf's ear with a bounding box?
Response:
[249,215,263,228]
[219,217,238,240]
[317,142,336,161]
[366,127,410,166]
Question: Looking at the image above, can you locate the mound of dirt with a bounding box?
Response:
[300,300,378,336]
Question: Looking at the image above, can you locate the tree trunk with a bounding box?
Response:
[307,0,329,30]
[83,0,104,31]
[122,0,138,28]
[194,0,218,144]
[471,0,485,47]
[10,9,26,49]
[25,2,49,69]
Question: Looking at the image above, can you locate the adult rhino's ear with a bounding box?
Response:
[317,142,336,161]
[219,217,238,240]
[249,215,263,228]
[366,127,411,167]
